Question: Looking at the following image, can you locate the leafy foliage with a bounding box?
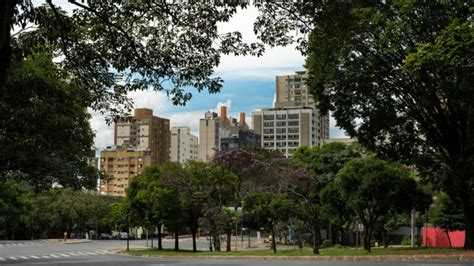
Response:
[4,1,265,116]
[0,52,96,189]
[335,156,427,252]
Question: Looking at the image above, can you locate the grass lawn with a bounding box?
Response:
[124,246,464,257]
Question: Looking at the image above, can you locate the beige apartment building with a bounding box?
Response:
[99,108,170,196]
[198,110,221,161]
[170,127,198,164]
[100,146,151,196]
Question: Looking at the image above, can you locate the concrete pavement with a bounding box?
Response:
[1,239,473,265]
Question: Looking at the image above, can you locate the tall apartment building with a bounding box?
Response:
[252,106,317,157]
[198,110,221,161]
[275,71,330,140]
[198,106,257,161]
[252,71,330,157]
[170,127,198,164]
[115,108,170,163]
[99,108,170,196]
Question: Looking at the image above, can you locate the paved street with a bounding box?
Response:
[1,240,473,265]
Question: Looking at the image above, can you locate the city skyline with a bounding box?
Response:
[88,5,346,151]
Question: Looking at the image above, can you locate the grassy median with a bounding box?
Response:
[125,247,463,257]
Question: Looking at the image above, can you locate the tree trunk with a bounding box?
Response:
[157,225,163,250]
[382,228,388,248]
[126,227,130,251]
[174,228,179,251]
[446,230,452,248]
[366,225,373,253]
[312,225,320,254]
[271,223,277,253]
[462,195,474,250]
[363,225,370,251]
[212,232,221,252]
[0,0,17,83]
[191,228,197,252]
[226,230,232,252]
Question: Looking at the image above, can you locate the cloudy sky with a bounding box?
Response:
[39,3,346,149]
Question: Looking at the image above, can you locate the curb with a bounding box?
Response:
[122,253,474,262]
[62,240,93,244]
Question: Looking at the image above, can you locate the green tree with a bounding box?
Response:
[292,143,363,250]
[0,52,96,189]
[304,1,474,249]
[157,162,187,251]
[243,192,294,254]
[0,175,32,239]
[430,193,465,248]
[252,0,474,249]
[335,156,423,252]
[196,163,237,252]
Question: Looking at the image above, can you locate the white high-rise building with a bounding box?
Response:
[170,127,198,164]
[252,71,330,157]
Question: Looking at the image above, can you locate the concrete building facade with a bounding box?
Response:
[99,145,151,196]
[114,108,170,164]
[275,71,330,140]
[99,108,170,196]
[252,106,318,157]
[251,70,330,157]
[198,106,256,161]
[170,127,198,164]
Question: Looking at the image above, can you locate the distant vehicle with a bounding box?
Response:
[100,233,113,240]
[119,232,128,240]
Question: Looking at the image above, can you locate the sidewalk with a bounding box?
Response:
[49,239,93,244]
[130,253,474,262]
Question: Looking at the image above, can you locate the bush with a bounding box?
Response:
[322,239,333,248]
[401,235,411,245]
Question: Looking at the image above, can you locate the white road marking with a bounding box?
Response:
[19,256,29,259]
[77,252,89,255]
[59,253,70,257]
[0,257,6,261]
[30,255,40,259]
[85,252,98,255]
[9,256,19,260]
[42,255,51,259]
[50,254,61,258]
[69,253,80,256]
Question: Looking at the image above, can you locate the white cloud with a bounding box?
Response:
[166,111,203,137]
[216,6,305,80]
[88,109,114,150]
[127,90,171,114]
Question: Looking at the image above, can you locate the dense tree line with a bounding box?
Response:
[124,145,430,253]
[1,0,470,250]
[0,183,117,240]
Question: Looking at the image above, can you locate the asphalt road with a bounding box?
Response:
[1,240,473,266]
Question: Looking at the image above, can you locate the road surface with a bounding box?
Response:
[1,240,472,265]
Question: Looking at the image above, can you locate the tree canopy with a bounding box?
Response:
[334,156,427,252]
[2,0,265,116]
[0,52,96,189]
[252,0,474,249]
